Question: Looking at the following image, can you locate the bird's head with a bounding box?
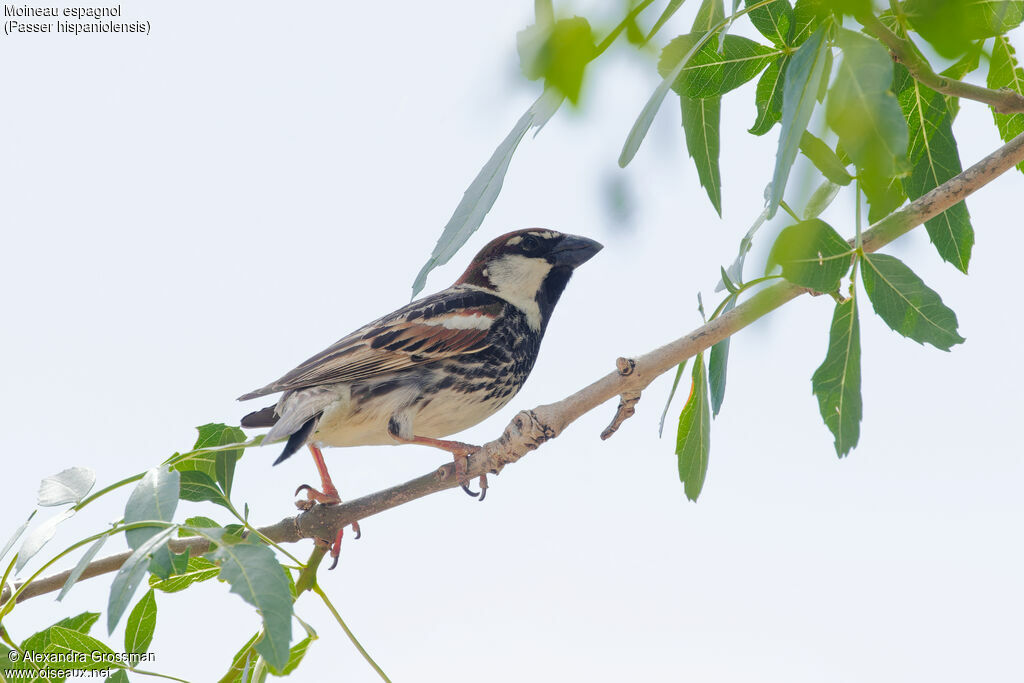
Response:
[456,229,603,331]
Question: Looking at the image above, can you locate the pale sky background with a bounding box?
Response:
[2,2,1022,681]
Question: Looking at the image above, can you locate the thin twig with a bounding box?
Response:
[5,130,1024,606]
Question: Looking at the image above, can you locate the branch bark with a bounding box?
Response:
[858,12,1024,114]
[5,130,1024,608]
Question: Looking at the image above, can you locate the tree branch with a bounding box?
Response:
[5,130,1024,607]
[857,12,1024,114]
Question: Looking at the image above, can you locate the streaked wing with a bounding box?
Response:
[238,288,504,399]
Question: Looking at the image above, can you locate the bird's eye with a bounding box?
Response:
[521,235,540,251]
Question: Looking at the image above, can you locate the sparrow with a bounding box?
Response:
[238,228,602,562]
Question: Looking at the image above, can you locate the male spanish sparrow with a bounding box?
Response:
[238,229,601,559]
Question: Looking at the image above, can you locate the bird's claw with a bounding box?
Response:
[327,521,361,570]
[294,483,341,507]
[459,473,489,501]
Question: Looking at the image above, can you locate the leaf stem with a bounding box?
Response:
[312,584,392,683]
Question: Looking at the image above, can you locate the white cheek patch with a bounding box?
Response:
[482,254,551,330]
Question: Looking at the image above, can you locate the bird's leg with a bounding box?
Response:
[387,429,485,499]
[294,443,341,507]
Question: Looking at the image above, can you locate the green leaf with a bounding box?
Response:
[15,508,75,573]
[860,253,965,350]
[799,131,853,185]
[148,556,220,593]
[749,55,788,135]
[791,0,828,45]
[812,296,862,456]
[203,530,293,672]
[747,0,794,46]
[22,612,101,654]
[37,466,96,506]
[517,17,595,104]
[676,353,712,501]
[859,170,907,223]
[124,589,157,657]
[414,89,562,296]
[680,95,723,215]
[769,24,829,216]
[181,516,222,534]
[658,361,690,437]
[987,35,1024,174]
[898,78,974,272]
[768,219,852,291]
[904,0,1023,57]
[45,626,121,671]
[268,635,316,677]
[107,670,131,683]
[708,299,736,416]
[803,179,841,218]
[173,423,247,492]
[108,526,178,634]
[179,470,232,510]
[659,33,778,98]
[58,533,109,601]
[124,466,179,552]
[827,30,909,180]
[647,0,687,40]
[219,632,261,683]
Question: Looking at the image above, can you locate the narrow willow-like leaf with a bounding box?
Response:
[680,95,723,215]
[125,589,158,657]
[179,470,232,510]
[803,179,841,219]
[709,299,736,416]
[799,131,853,185]
[203,531,293,672]
[219,632,261,683]
[147,556,220,594]
[124,466,179,552]
[899,78,973,272]
[647,0,687,40]
[658,361,690,437]
[268,636,316,677]
[676,353,711,501]
[37,466,96,507]
[108,526,178,634]
[0,510,35,565]
[58,533,109,601]
[15,508,75,573]
[768,24,828,216]
[413,89,563,297]
[746,0,794,46]
[812,296,862,456]
[749,56,788,135]
[861,253,965,351]
[988,35,1024,174]
[767,219,852,291]
[659,33,779,99]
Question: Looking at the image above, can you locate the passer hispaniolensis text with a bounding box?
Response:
[238,229,601,562]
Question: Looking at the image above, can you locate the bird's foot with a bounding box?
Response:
[327,520,361,570]
[294,482,341,510]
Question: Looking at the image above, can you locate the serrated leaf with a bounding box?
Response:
[58,533,109,601]
[202,531,293,671]
[827,30,909,181]
[1,509,36,565]
[861,253,965,350]
[709,299,736,416]
[898,77,974,272]
[124,590,157,657]
[45,626,121,671]
[124,466,179,552]
[799,131,853,185]
[791,0,827,45]
[22,612,101,654]
[15,508,75,573]
[174,423,246,492]
[148,556,220,593]
[179,470,232,510]
[659,33,778,98]
[676,353,711,501]
[812,296,862,456]
[988,35,1024,174]
[414,89,562,296]
[108,526,178,634]
[37,466,96,507]
[750,55,788,135]
[747,0,794,46]
[181,516,222,534]
[803,179,841,218]
[680,95,723,215]
[768,219,852,291]
[769,24,829,216]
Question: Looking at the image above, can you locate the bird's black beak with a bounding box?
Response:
[549,235,603,268]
